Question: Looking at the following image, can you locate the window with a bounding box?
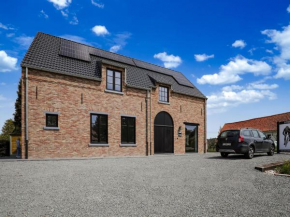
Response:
[252,130,260,138]
[220,130,239,138]
[159,86,169,102]
[91,114,108,143]
[243,130,252,137]
[121,117,136,144]
[258,131,266,139]
[107,69,122,92]
[46,114,58,127]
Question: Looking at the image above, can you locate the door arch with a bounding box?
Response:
[154,111,174,153]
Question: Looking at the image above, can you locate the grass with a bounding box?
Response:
[276,160,290,175]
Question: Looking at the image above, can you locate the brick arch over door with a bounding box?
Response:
[154,111,174,153]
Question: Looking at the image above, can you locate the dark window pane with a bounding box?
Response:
[128,127,135,143]
[46,114,58,127]
[121,117,127,126]
[128,118,134,127]
[91,114,108,143]
[121,126,128,143]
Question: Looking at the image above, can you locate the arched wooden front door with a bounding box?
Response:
[154,111,174,153]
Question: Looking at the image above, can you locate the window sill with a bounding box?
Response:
[43,127,60,130]
[105,89,124,95]
[158,101,170,105]
[120,143,137,147]
[88,143,109,147]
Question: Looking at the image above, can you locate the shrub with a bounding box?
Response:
[276,161,290,175]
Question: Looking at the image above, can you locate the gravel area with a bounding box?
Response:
[0,153,290,217]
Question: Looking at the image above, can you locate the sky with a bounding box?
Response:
[0,0,290,138]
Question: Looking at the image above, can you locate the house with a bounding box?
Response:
[20,32,207,159]
[220,112,290,140]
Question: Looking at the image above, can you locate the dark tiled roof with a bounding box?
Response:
[221,112,290,132]
[22,32,206,99]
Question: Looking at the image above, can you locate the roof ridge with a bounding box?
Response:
[39,32,185,75]
[224,112,290,125]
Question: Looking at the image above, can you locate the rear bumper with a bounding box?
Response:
[217,144,249,154]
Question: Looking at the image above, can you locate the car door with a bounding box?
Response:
[258,131,271,151]
[251,130,263,152]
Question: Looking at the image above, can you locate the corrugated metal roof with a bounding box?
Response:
[21,32,206,99]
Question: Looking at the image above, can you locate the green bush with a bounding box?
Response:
[276,161,290,175]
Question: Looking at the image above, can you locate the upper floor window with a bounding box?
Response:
[107,69,122,92]
[159,86,169,102]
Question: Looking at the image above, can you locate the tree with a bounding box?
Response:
[0,119,14,141]
[13,79,21,130]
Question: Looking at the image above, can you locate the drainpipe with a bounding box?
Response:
[145,90,149,156]
[150,89,152,155]
[25,67,29,159]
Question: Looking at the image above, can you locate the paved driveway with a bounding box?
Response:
[0,153,290,217]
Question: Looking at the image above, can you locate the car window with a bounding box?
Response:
[220,130,239,138]
[258,131,266,139]
[252,130,260,138]
[243,130,252,137]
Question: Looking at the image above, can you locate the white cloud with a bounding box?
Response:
[0,22,14,30]
[262,25,290,80]
[265,49,273,54]
[47,0,71,10]
[40,10,49,19]
[110,45,121,53]
[92,25,109,36]
[197,56,272,85]
[60,35,92,45]
[91,0,104,8]
[207,88,276,112]
[69,16,78,25]
[0,82,6,85]
[0,50,18,72]
[232,40,246,49]
[14,36,34,49]
[194,54,214,62]
[109,32,131,53]
[154,52,182,68]
[6,33,15,38]
[248,48,256,55]
[247,83,278,90]
[287,5,290,13]
[61,10,68,17]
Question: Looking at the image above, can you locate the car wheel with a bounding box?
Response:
[220,152,228,158]
[267,145,275,156]
[245,146,254,159]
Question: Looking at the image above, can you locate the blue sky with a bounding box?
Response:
[0,0,290,138]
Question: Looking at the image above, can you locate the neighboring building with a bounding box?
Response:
[220,112,290,140]
[20,32,207,159]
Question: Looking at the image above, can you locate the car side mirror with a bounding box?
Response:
[266,134,271,139]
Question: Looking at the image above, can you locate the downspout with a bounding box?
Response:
[146,90,149,156]
[150,89,152,155]
[25,67,29,159]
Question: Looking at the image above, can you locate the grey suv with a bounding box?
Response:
[216,128,275,159]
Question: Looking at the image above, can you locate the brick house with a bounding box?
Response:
[221,112,290,141]
[20,32,207,159]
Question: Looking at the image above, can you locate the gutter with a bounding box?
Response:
[25,67,29,159]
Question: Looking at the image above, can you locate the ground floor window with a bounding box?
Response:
[46,114,58,127]
[91,114,108,144]
[185,124,198,153]
[121,117,135,144]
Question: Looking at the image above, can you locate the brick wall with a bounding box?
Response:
[21,64,206,159]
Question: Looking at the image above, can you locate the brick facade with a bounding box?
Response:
[21,63,206,159]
